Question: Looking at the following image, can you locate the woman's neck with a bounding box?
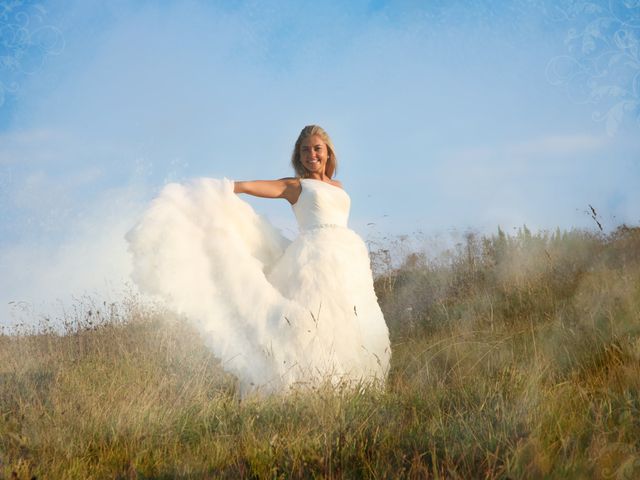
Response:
[304,173,328,181]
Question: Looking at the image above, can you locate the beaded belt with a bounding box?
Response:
[301,223,347,233]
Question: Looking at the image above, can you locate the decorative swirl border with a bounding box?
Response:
[0,0,65,108]
[546,0,640,135]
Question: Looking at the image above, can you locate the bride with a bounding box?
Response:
[127,125,390,394]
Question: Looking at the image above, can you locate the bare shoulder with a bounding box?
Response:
[278,177,301,186]
[329,178,344,189]
[278,177,302,204]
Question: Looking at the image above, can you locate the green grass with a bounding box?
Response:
[2,226,640,479]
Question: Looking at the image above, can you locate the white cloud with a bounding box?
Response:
[509,134,609,157]
[0,128,68,164]
[425,132,633,233]
[443,133,608,165]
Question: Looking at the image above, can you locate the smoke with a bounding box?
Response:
[0,179,144,327]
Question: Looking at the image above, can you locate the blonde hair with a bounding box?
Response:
[291,125,338,178]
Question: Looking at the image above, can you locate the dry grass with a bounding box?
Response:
[2,225,640,479]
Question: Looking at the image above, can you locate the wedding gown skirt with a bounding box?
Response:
[126,178,390,394]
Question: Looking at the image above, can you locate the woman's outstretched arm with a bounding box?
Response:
[233,178,301,204]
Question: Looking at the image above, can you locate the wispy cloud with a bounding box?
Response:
[426,132,632,232]
[509,134,609,157]
[0,128,68,164]
[445,133,608,164]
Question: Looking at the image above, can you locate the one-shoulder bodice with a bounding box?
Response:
[292,179,351,231]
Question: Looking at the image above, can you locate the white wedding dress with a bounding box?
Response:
[127,177,390,394]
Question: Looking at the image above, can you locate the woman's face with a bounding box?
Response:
[300,135,329,176]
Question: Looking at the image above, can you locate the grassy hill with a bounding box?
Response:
[2,226,640,479]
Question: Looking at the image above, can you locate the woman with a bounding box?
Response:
[127,125,390,395]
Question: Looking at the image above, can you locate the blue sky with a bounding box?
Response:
[1,0,639,325]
